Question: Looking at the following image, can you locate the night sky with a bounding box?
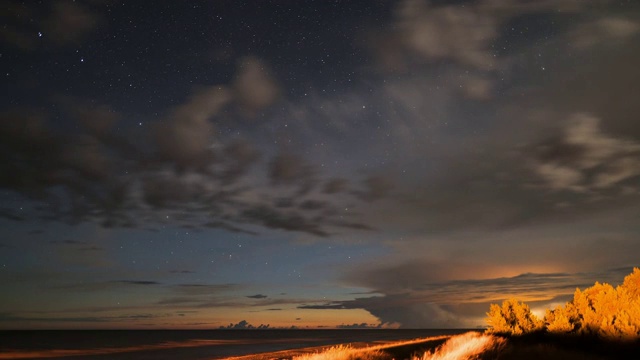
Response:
[1,0,639,330]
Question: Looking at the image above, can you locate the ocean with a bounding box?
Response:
[0,329,470,359]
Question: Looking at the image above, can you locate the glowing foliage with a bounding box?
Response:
[485,298,544,335]
[545,305,575,333]
[487,268,640,339]
[292,344,386,360]
[622,267,640,299]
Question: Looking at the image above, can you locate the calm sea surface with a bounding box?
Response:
[0,329,470,359]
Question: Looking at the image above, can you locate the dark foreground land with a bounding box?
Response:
[230,332,640,360]
[485,333,640,360]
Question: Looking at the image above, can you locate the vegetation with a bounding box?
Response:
[289,333,502,360]
[486,267,640,340]
[485,298,544,335]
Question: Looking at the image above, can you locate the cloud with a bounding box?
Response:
[154,86,232,169]
[44,1,103,46]
[323,178,348,194]
[336,322,384,329]
[460,75,493,100]
[233,57,280,115]
[56,96,120,137]
[373,0,598,73]
[354,175,394,202]
[300,295,463,328]
[268,152,316,195]
[54,280,161,292]
[116,280,160,286]
[169,270,196,274]
[1,0,104,50]
[246,294,268,299]
[0,312,169,324]
[50,240,88,245]
[219,139,260,184]
[394,0,498,70]
[173,283,240,296]
[240,205,330,237]
[49,240,104,252]
[570,17,640,49]
[530,113,640,192]
[219,320,271,329]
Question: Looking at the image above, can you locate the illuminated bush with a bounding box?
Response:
[486,298,544,335]
[547,268,640,339]
[545,304,576,333]
[488,268,640,339]
[622,267,640,298]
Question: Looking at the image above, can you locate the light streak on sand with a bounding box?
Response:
[225,335,452,360]
[415,332,505,360]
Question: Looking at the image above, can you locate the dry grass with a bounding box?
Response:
[413,332,506,360]
[291,336,451,360]
[292,344,388,360]
[290,332,507,360]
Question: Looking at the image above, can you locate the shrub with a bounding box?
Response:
[548,268,640,339]
[486,298,544,335]
[545,305,575,334]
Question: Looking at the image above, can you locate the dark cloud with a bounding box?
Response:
[219,139,260,184]
[232,57,280,115]
[336,322,383,329]
[44,1,103,45]
[49,239,105,252]
[53,280,161,292]
[568,16,639,49]
[78,246,104,252]
[371,0,609,75]
[173,283,240,296]
[528,113,640,193]
[246,294,268,299]
[50,240,87,245]
[154,86,231,169]
[116,280,160,286]
[0,312,167,324]
[240,205,330,237]
[0,0,105,50]
[0,91,383,236]
[219,320,271,329]
[269,152,315,193]
[301,295,462,328]
[354,175,394,202]
[323,178,348,194]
